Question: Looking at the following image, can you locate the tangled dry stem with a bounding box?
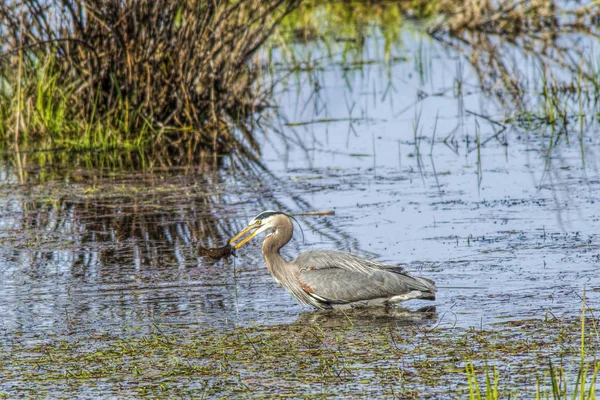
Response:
[0,0,299,154]
[429,0,600,114]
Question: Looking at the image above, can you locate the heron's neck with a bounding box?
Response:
[261,222,294,279]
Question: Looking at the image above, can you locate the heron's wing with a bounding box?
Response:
[294,250,407,275]
[298,268,430,304]
[295,250,435,304]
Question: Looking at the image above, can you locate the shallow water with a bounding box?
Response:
[261,29,600,326]
[1,14,599,398]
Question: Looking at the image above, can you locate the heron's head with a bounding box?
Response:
[229,211,291,250]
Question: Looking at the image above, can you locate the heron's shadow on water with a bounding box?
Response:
[294,305,437,328]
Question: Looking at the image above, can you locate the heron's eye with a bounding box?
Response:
[254,220,262,226]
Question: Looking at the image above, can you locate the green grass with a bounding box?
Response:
[0,0,298,153]
[0,49,154,152]
[465,362,501,400]
[273,0,600,155]
[465,298,599,400]
[1,311,597,398]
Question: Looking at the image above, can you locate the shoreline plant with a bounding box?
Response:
[0,0,299,156]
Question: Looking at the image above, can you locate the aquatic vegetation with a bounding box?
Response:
[1,1,599,399]
[465,299,599,399]
[0,312,597,398]
[0,0,299,152]
[274,0,600,145]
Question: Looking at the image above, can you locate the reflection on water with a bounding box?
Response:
[262,5,600,329]
[0,157,362,344]
[296,306,437,328]
[1,8,600,352]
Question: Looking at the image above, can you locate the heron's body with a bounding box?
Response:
[230,211,436,310]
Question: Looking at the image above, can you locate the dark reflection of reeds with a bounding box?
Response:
[0,149,359,283]
[0,148,367,338]
[0,160,231,275]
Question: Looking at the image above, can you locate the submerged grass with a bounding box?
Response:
[465,298,599,400]
[1,311,598,398]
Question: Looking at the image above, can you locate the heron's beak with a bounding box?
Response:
[228,225,261,250]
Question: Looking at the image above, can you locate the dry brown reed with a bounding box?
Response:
[0,0,299,154]
[430,0,600,116]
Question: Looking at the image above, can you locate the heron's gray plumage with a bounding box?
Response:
[296,250,435,305]
[231,211,437,310]
[295,250,408,275]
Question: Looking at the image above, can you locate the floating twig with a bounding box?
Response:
[294,211,335,216]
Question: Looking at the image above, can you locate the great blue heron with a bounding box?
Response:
[229,211,437,310]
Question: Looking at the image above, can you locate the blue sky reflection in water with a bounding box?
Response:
[0,25,599,346]
[259,28,600,325]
